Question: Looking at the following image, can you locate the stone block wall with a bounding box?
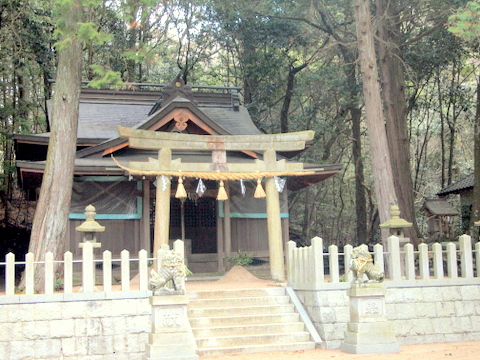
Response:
[0,295,151,360]
[295,282,480,349]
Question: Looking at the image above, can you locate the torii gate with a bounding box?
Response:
[116,126,315,281]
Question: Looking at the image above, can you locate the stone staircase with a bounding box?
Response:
[187,287,317,357]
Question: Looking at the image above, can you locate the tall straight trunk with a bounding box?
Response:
[351,105,368,243]
[353,0,397,233]
[22,4,83,291]
[339,45,368,244]
[376,0,419,245]
[472,75,480,230]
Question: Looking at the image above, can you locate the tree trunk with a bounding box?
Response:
[22,4,83,292]
[353,0,397,234]
[340,46,368,244]
[280,62,308,133]
[472,75,480,231]
[376,0,420,245]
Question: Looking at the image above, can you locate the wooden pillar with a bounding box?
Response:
[216,212,224,272]
[223,183,232,269]
[264,149,285,281]
[154,148,171,256]
[142,179,151,253]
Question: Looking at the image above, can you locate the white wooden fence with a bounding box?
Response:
[287,234,480,290]
[0,240,185,297]
[3,235,480,296]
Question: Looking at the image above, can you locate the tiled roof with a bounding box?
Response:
[73,86,259,140]
[78,102,152,140]
[422,198,458,216]
[437,173,474,196]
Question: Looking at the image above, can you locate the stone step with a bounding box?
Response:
[198,341,316,357]
[189,312,301,328]
[187,287,285,300]
[196,331,311,348]
[188,286,317,356]
[192,322,306,337]
[188,295,291,308]
[188,303,295,318]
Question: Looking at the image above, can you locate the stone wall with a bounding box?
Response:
[295,282,480,349]
[0,293,151,360]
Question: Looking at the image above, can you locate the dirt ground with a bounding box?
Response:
[200,341,480,360]
[186,266,480,360]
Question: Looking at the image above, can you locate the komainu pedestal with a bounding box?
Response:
[340,284,399,354]
[143,295,199,360]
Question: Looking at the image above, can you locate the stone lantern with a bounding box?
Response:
[76,205,105,292]
[380,205,413,253]
[76,204,105,248]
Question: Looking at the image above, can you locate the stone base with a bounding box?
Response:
[340,342,400,354]
[143,295,199,360]
[341,284,399,354]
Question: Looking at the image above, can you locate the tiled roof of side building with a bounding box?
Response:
[437,173,474,196]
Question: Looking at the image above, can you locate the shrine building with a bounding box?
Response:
[14,77,342,280]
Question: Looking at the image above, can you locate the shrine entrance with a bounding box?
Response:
[169,196,217,254]
[116,126,317,281]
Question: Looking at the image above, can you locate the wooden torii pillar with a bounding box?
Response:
[117,126,314,281]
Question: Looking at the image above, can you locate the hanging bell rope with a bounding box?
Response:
[112,155,315,180]
[254,178,266,198]
[217,180,228,201]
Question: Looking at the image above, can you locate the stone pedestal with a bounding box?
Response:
[143,295,199,360]
[340,284,399,354]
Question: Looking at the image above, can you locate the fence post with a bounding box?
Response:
[45,252,54,295]
[446,242,458,278]
[64,251,73,294]
[286,240,296,285]
[103,250,112,293]
[373,244,384,274]
[344,244,353,282]
[139,249,148,291]
[312,237,324,284]
[156,245,169,272]
[387,236,401,281]
[432,242,444,280]
[476,242,480,277]
[121,249,130,291]
[6,252,15,296]
[404,243,415,280]
[459,234,473,278]
[329,245,339,283]
[300,246,308,285]
[25,252,34,295]
[82,241,94,292]
[418,243,429,280]
[173,239,185,258]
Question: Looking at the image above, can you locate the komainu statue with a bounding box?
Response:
[349,244,384,284]
[148,250,186,294]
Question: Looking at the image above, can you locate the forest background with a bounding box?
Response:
[0,0,479,254]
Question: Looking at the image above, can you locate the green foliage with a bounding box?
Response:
[77,22,113,45]
[448,1,480,41]
[87,65,123,89]
[54,0,112,49]
[54,278,64,291]
[226,250,255,266]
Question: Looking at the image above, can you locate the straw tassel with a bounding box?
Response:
[254,178,266,198]
[175,177,187,198]
[217,180,228,200]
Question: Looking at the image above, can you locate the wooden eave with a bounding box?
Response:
[15,133,104,148]
[286,164,343,191]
